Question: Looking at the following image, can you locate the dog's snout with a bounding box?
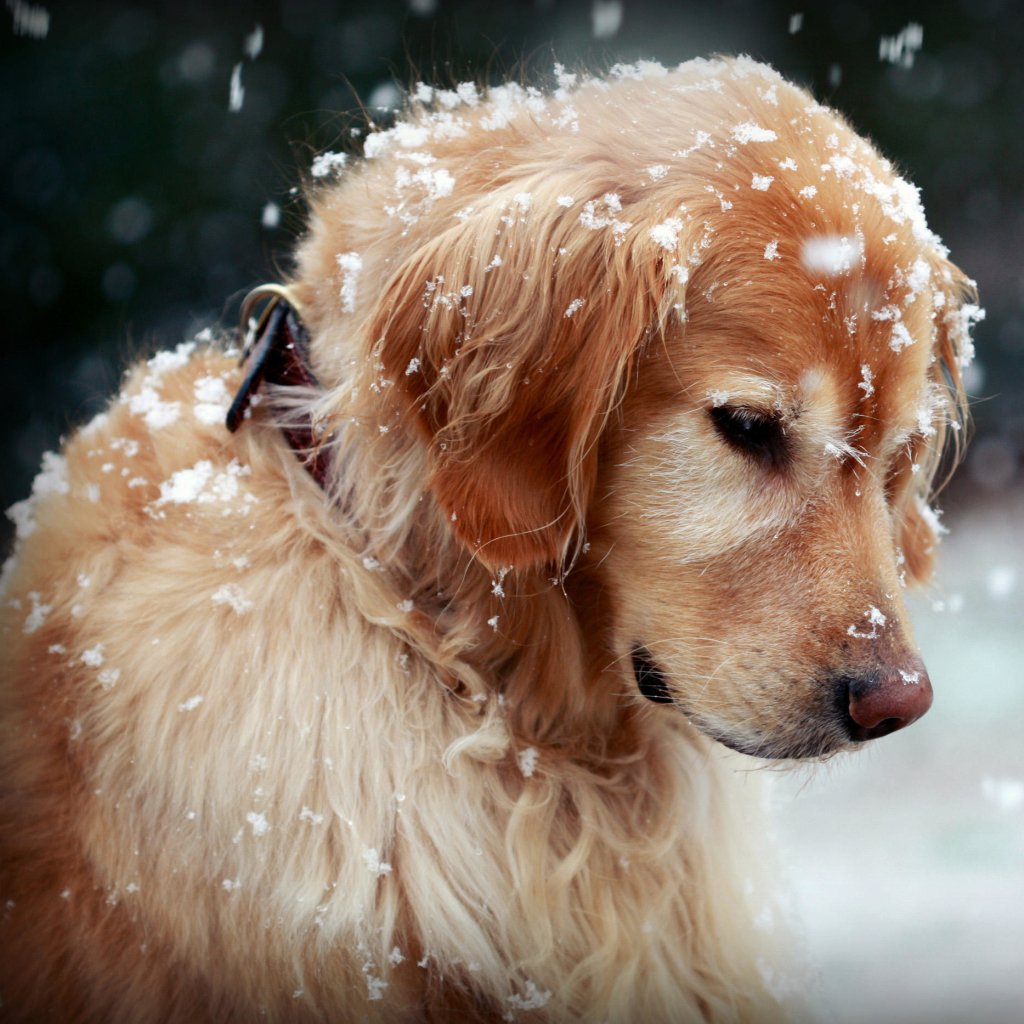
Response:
[840,660,933,742]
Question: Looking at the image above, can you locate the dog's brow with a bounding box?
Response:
[704,377,787,412]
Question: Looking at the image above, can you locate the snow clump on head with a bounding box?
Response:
[801,235,865,276]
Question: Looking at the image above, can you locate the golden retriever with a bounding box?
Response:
[0,57,978,1022]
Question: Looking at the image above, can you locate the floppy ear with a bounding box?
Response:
[368,191,681,571]
[897,256,980,585]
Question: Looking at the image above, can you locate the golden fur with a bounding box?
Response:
[0,58,977,1022]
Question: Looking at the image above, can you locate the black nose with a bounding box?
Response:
[841,659,933,742]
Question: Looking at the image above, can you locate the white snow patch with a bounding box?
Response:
[764,240,780,261]
[362,847,393,876]
[505,980,552,1014]
[155,459,253,510]
[579,193,632,244]
[649,217,683,251]
[22,591,52,634]
[311,151,348,178]
[336,251,362,314]
[491,566,510,599]
[129,387,181,430]
[801,234,864,276]
[847,605,887,640]
[731,122,778,144]
[946,302,985,368]
[211,583,253,615]
[177,695,205,712]
[97,668,120,690]
[193,375,231,424]
[157,461,214,504]
[365,972,388,1001]
[889,320,915,353]
[564,298,586,318]
[751,173,774,191]
[147,343,195,377]
[517,747,539,778]
[81,644,105,668]
[246,811,269,837]
[299,806,325,825]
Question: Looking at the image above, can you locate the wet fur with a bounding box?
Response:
[0,58,974,1022]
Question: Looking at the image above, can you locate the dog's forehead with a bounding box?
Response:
[662,239,939,440]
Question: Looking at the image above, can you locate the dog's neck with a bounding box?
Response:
[226,287,638,754]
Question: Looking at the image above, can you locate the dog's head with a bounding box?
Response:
[298,58,979,759]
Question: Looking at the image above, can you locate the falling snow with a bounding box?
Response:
[228,63,244,112]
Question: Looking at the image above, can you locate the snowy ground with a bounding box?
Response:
[772,488,1024,1024]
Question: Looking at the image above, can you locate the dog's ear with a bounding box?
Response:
[368,191,684,571]
[896,257,979,585]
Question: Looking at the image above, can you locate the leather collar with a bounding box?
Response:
[225,285,331,489]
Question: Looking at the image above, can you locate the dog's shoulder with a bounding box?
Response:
[0,339,306,718]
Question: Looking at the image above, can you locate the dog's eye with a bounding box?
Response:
[709,406,789,468]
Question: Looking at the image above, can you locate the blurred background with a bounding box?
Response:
[1,1,1020,1021]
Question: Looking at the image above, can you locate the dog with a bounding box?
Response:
[0,57,979,1022]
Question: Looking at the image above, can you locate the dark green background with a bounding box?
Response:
[3,0,1021,546]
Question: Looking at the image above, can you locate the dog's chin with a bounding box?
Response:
[687,716,852,762]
